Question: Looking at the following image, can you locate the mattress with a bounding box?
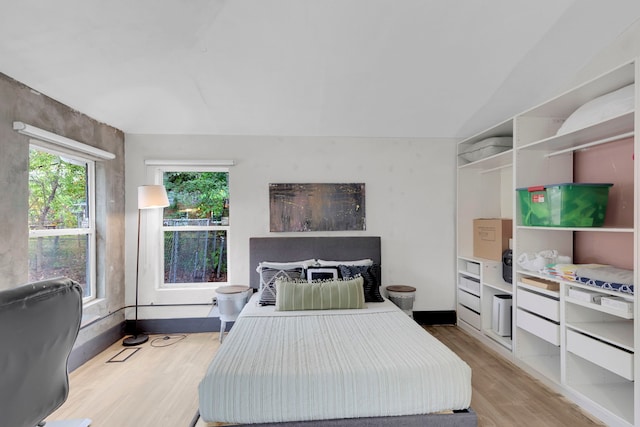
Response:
[198,294,472,424]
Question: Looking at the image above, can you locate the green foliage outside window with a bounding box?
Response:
[163,172,229,221]
[162,171,229,284]
[29,149,88,229]
[28,149,91,293]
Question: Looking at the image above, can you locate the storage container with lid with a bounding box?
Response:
[516,183,613,227]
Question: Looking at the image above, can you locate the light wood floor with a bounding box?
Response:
[49,326,604,427]
[50,333,220,427]
[425,326,603,427]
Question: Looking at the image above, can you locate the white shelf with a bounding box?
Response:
[519,354,561,384]
[517,271,633,302]
[568,382,635,426]
[516,280,560,298]
[565,280,636,300]
[458,149,512,172]
[458,118,514,145]
[457,269,480,280]
[519,60,635,119]
[518,112,634,153]
[483,280,512,294]
[566,297,634,320]
[566,321,634,351]
[516,225,633,233]
[483,329,513,350]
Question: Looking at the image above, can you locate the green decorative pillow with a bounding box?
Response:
[275,277,365,311]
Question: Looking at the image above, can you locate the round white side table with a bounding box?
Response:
[216,285,251,342]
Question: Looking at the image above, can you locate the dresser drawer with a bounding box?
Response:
[517,288,559,322]
[459,276,480,296]
[458,289,481,312]
[458,304,481,330]
[566,329,634,381]
[516,308,560,346]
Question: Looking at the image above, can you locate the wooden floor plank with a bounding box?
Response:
[425,325,604,427]
[48,326,604,426]
[49,333,219,427]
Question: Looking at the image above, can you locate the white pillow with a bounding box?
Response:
[316,258,373,267]
[256,259,316,273]
[556,84,635,135]
[458,137,512,162]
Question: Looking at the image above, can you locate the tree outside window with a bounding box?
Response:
[161,171,229,285]
[28,148,95,300]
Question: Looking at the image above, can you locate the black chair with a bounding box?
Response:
[0,277,91,427]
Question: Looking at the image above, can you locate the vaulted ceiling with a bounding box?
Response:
[1,1,639,138]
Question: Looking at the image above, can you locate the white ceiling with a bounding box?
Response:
[1,1,640,138]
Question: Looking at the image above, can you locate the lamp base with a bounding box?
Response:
[122,333,149,346]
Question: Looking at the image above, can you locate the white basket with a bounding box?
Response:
[387,289,416,316]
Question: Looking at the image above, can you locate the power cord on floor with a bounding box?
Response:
[150,334,187,347]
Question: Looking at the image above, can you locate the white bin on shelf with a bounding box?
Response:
[386,285,416,318]
[492,294,512,337]
[216,285,252,342]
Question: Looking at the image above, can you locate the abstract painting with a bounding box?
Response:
[269,183,365,232]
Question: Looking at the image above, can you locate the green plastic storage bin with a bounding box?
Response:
[517,183,613,227]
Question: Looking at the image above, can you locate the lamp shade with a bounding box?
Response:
[138,185,169,209]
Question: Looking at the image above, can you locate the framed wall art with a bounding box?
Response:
[269,183,365,232]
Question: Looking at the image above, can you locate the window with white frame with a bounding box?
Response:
[158,167,229,287]
[28,146,96,301]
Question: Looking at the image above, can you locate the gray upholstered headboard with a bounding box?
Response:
[249,236,381,289]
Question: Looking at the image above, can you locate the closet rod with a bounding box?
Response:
[479,163,513,174]
[545,131,634,158]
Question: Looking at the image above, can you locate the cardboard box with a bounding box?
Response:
[473,218,512,261]
[520,276,560,291]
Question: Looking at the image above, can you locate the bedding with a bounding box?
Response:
[541,263,634,295]
[458,136,512,163]
[198,294,472,425]
[556,84,635,135]
[575,276,634,295]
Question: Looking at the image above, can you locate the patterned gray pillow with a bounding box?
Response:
[259,267,304,306]
[338,264,384,303]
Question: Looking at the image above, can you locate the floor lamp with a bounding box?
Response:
[123,185,170,346]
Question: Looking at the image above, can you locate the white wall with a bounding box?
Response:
[125,135,456,318]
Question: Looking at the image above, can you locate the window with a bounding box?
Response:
[160,169,229,287]
[28,147,96,301]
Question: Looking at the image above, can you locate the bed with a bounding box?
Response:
[194,237,475,427]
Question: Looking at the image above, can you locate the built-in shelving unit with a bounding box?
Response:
[456,59,639,427]
[456,118,514,355]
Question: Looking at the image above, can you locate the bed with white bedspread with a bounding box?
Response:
[194,237,475,426]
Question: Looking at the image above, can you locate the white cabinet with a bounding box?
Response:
[456,119,514,354]
[513,60,637,427]
[456,59,639,427]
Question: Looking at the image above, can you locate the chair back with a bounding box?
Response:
[0,277,83,427]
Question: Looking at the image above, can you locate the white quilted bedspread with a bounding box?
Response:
[198,296,472,424]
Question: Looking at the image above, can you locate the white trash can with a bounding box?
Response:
[386,285,416,317]
[216,285,252,342]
